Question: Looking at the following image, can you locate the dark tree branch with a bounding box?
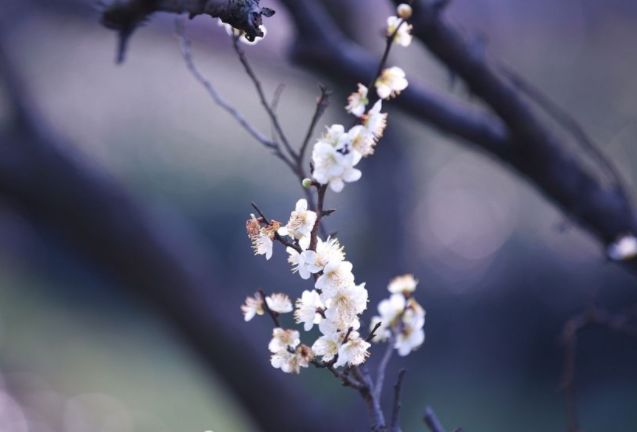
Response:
[396,0,636,249]
[101,0,275,62]
[277,0,637,276]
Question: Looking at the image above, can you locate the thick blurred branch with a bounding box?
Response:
[0,34,335,432]
[278,0,637,274]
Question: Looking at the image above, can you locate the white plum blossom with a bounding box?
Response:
[395,305,426,356]
[287,248,321,279]
[295,290,324,331]
[387,16,413,47]
[395,321,425,356]
[364,100,388,140]
[270,350,297,373]
[311,334,340,362]
[266,293,293,314]
[375,66,408,99]
[241,292,264,322]
[325,283,368,330]
[315,261,355,299]
[315,237,346,268]
[348,125,377,162]
[333,332,371,368]
[346,84,369,117]
[278,199,317,247]
[311,135,362,193]
[388,274,418,294]
[268,328,300,353]
[370,276,426,356]
[246,215,277,260]
[607,234,637,261]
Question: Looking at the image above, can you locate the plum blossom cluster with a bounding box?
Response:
[241,4,425,377]
[243,198,371,373]
[310,10,412,193]
[370,274,426,356]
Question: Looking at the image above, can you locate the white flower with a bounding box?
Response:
[278,199,317,244]
[268,328,300,353]
[265,293,293,314]
[364,100,388,140]
[311,333,340,362]
[295,344,315,368]
[387,16,412,47]
[346,84,369,117]
[295,290,324,331]
[311,128,363,193]
[388,274,418,294]
[271,344,314,374]
[607,234,637,261]
[315,261,355,299]
[241,292,264,322]
[334,332,371,368]
[375,66,408,99]
[325,283,368,330]
[312,141,362,192]
[315,237,346,268]
[270,350,303,374]
[246,215,276,260]
[287,248,321,279]
[395,315,425,356]
[379,292,406,321]
[348,125,377,162]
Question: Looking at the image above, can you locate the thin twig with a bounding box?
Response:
[308,184,328,251]
[366,17,407,106]
[367,321,383,342]
[176,20,274,149]
[390,369,407,432]
[231,36,298,167]
[299,84,331,169]
[423,406,447,432]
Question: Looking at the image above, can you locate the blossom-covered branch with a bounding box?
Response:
[240,5,432,430]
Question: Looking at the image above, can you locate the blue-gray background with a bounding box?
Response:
[0,0,636,430]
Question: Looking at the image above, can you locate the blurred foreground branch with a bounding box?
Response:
[0,33,336,432]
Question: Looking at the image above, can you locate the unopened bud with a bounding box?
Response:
[397,3,413,19]
[302,178,313,188]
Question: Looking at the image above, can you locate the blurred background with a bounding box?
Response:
[0,0,636,430]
